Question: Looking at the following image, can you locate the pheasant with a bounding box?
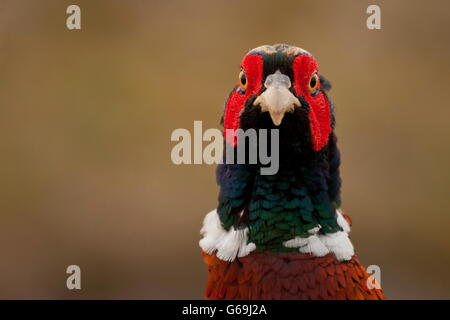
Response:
[199,44,385,300]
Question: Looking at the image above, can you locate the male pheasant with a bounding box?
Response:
[199,44,385,300]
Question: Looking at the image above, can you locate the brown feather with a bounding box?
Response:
[202,250,385,300]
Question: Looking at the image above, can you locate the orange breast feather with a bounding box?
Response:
[202,251,385,300]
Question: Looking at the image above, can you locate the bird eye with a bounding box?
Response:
[238,70,247,92]
[308,72,320,95]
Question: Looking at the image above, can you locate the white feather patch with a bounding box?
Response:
[200,209,355,262]
[283,209,355,261]
[336,209,351,233]
[283,234,330,257]
[199,209,255,262]
[318,231,354,261]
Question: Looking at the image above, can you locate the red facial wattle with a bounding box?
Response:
[223,54,263,146]
[224,53,331,151]
[293,55,331,151]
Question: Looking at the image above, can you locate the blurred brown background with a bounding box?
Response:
[0,0,449,299]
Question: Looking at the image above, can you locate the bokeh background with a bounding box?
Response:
[0,0,449,299]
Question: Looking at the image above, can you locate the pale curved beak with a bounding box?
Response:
[253,70,301,126]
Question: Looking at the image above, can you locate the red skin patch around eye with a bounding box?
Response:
[224,54,263,146]
[293,55,331,151]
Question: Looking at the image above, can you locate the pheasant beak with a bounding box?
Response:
[253,70,301,126]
